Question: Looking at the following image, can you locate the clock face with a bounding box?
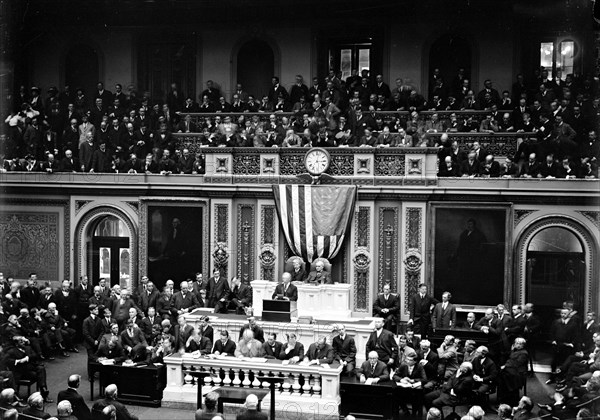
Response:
[305,148,330,175]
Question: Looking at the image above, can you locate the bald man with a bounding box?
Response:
[94,384,138,420]
[57,374,91,420]
[236,393,267,420]
[356,351,390,383]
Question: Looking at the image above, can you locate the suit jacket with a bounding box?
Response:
[305,270,333,284]
[94,341,126,363]
[432,302,457,328]
[156,293,174,318]
[171,291,199,312]
[230,283,252,307]
[20,286,40,309]
[99,316,117,335]
[120,327,148,348]
[332,335,357,364]
[174,324,195,351]
[206,277,230,307]
[54,289,77,319]
[356,360,389,381]
[213,339,237,356]
[279,342,304,361]
[441,372,474,399]
[373,293,400,317]
[139,316,161,339]
[290,267,307,283]
[366,329,397,363]
[57,388,91,420]
[98,398,139,420]
[261,340,283,359]
[82,315,103,349]
[393,362,427,382]
[472,356,498,384]
[236,409,268,420]
[409,293,438,322]
[22,407,51,419]
[271,283,298,301]
[138,290,160,314]
[417,349,439,381]
[306,343,335,364]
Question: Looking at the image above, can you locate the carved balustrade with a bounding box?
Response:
[163,353,342,417]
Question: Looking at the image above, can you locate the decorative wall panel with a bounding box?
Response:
[260,205,276,282]
[237,204,255,285]
[0,213,59,280]
[378,207,399,293]
[353,206,371,311]
[404,207,423,315]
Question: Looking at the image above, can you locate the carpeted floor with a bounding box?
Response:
[31,346,560,420]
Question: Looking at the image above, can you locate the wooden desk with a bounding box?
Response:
[213,387,269,413]
[88,361,166,407]
[340,377,400,420]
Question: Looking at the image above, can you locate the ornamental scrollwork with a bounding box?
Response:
[403,249,423,274]
[212,242,229,270]
[352,247,371,273]
[258,244,276,268]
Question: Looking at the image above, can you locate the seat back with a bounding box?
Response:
[309,257,331,273]
[284,256,306,275]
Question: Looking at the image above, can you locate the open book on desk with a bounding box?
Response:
[396,380,422,388]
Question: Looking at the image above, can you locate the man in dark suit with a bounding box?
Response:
[174,315,194,353]
[279,333,304,362]
[393,354,427,416]
[82,304,103,361]
[366,318,397,367]
[93,384,139,420]
[373,283,400,333]
[271,272,298,302]
[289,257,307,283]
[213,330,237,356]
[332,324,357,375]
[120,320,148,362]
[460,312,479,330]
[261,332,282,359]
[138,281,159,315]
[57,374,91,420]
[20,273,41,309]
[229,277,252,315]
[424,361,475,409]
[356,351,390,383]
[139,307,161,340]
[472,346,498,404]
[432,291,457,329]
[417,339,439,390]
[239,317,264,343]
[409,283,438,338]
[206,268,230,313]
[476,307,504,364]
[306,336,335,365]
[171,281,199,316]
[305,260,332,284]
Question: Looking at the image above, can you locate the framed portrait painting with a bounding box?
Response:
[428,203,512,305]
[139,198,209,290]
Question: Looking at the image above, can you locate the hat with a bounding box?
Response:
[30,86,40,92]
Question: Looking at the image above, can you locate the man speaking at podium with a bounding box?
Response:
[272,272,298,301]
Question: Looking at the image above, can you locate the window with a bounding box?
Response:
[329,42,372,81]
[539,39,578,80]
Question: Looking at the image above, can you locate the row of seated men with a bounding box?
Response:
[0,375,139,420]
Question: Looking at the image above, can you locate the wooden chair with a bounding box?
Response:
[15,378,36,398]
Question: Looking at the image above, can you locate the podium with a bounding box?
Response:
[262,299,298,322]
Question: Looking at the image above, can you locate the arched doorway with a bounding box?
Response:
[428,35,472,99]
[236,39,274,99]
[90,215,131,289]
[65,44,99,97]
[526,226,585,314]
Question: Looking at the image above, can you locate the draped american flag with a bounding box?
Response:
[272,184,357,262]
